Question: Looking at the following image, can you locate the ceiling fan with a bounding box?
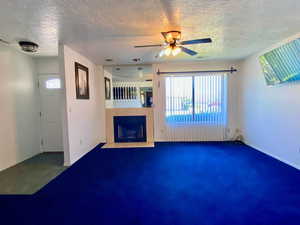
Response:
[134,31,212,57]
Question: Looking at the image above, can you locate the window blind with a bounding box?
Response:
[165,74,227,125]
[259,38,300,85]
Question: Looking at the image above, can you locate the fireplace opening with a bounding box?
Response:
[114,116,147,143]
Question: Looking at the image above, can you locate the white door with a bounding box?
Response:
[39,75,63,152]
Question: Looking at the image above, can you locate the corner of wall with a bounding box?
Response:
[59,44,71,166]
[59,44,105,166]
[237,34,300,170]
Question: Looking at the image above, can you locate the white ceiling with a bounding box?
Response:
[0,0,299,64]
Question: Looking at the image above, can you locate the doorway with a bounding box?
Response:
[38,75,63,152]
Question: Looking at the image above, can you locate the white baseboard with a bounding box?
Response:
[63,161,71,167]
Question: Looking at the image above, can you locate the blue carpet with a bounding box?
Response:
[1,142,300,225]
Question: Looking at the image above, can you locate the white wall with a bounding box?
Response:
[153,61,241,142]
[60,45,105,166]
[35,57,59,75]
[238,34,300,170]
[0,44,40,171]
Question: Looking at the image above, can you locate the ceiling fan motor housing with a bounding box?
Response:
[165,31,181,44]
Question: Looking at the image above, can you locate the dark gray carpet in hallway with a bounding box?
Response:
[0,152,66,194]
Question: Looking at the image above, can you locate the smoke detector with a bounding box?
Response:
[19,41,39,53]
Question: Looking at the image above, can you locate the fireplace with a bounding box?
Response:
[103,108,154,148]
[114,116,147,143]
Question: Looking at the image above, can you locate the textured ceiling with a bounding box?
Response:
[0,0,299,64]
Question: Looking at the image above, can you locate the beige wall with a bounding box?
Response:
[60,45,105,166]
[0,44,40,171]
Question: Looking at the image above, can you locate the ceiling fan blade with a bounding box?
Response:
[180,46,198,56]
[180,38,212,45]
[134,44,162,48]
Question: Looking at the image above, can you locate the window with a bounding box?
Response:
[46,78,61,89]
[165,74,227,124]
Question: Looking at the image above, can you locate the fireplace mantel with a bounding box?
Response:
[103,108,154,148]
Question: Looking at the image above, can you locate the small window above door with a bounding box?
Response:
[45,78,61,89]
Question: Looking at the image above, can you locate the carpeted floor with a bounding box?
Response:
[0,152,66,194]
[1,142,300,225]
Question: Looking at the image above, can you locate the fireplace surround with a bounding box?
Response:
[103,108,154,148]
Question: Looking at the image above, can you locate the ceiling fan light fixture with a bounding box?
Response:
[166,33,173,43]
[134,31,211,57]
[159,49,165,57]
[165,31,181,44]
[164,47,172,56]
[172,46,181,56]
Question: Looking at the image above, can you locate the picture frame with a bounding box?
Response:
[104,77,111,100]
[75,62,89,99]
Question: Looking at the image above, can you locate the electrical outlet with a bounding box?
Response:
[80,139,83,145]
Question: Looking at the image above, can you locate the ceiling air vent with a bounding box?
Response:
[132,58,141,62]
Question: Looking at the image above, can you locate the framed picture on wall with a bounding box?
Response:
[75,62,89,99]
[104,77,111,100]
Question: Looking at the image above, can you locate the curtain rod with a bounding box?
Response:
[157,66,237,75]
